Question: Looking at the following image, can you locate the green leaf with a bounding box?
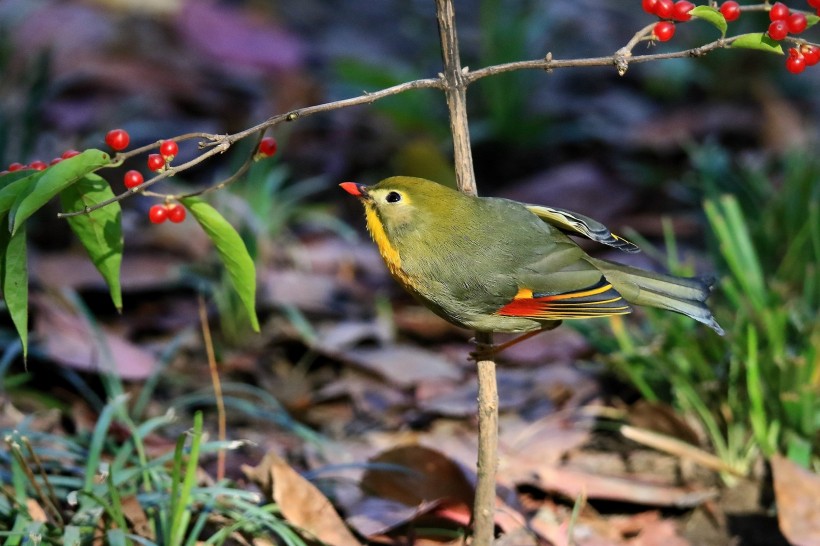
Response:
[0,174,42,217]
[0,169,40,189]
[691,5,727,36]
[730,33,784,55]
[9,149,110,235]
[181,197,259,332]
[0,219,28,359]
[808,14,820,30]
[60,174,124,311]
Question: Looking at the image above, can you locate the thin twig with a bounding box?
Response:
[198,295,226,482]
[58,78,441,217]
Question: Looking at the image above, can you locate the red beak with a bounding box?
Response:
[339,182,367,197]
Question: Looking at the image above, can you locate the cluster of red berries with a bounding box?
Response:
[643,1,744,42]
[642,0,696,41]
[767,2,808,40]
[2,149,81,175]
[148,203,187,224]
[786,43,820,72]
[4,127,280,225]
[641,1,820,74]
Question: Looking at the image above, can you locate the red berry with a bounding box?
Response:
[672,1,695,21]
[653,21,676,41]
[105,129,130,151]
[124,170,144,189]
[7,162,24,172]
[768,20,789,40]
[159,140,179,160]
[802,45,820,65]
[167,204,187,223]
[642,0,659,14]
[29,160,47,171]
[148,204,168,224]
[50,157,63,166]
[810,0,820,7]
[258,136,278,158]
[655,0,674,18]
[720,1,741,21]
[787,13,808,33]
[786,54,806,73]
[770,2,790,21]
[147,153,165,172]
[61,149,81,159]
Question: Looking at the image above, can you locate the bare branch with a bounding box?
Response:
[435,0,476,195]
[58,78,442,217]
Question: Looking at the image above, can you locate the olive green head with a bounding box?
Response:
[340,176,471,236]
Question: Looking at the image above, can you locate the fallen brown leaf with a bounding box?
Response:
[531,465,716,507]
[34,296,157,380]
[361,445,474,508]
[771,454,820,546]
[243,451,362,546]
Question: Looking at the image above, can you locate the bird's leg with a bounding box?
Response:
[469,321,561,361]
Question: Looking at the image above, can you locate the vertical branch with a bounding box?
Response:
[434,1,498,544]
[435,0,477,196]
[473,332,499,545]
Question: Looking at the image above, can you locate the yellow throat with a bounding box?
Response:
[363,203,414,288]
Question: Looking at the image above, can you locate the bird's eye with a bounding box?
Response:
[385,191,402,203]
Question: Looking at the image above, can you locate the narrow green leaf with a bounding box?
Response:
[0,221,28,359]
[9,149,110,234]
[730,33,784,55]
[808,14,820,30]
[0,169,40,189]
[691,5,727,36]
[181,197,260,332]
[0,175,41,217]
[60,174,123,311]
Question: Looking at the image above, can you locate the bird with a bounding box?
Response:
[340,176,724,353]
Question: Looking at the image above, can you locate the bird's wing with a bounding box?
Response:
[495,276,632,320]
[523,204,640,253]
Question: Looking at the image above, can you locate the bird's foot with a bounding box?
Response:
[468,323,561,361]
[469,341,497,362]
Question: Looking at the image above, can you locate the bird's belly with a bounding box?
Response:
[410,281,543,333]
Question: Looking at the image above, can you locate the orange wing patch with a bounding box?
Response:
[497,277,632,320]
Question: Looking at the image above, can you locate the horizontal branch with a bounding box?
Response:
[467,33,743,83]
[58,78,442,217]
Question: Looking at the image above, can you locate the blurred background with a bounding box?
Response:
[0,1,818,544]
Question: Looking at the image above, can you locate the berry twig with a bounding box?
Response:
[57,1,819,218]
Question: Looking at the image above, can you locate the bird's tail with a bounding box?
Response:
[589,258,725,335]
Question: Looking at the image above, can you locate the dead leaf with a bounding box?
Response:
[32,252,183,292]
[243,451,362,546]
[361,445,474,508]
[613,511,690,546]
[33,296,157,380]
[345,497,447,537]
[26,499,47,523]
[499,413,593,483]
[531,465,717,507]
[771,454,820,546]
[337,345,462,388]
